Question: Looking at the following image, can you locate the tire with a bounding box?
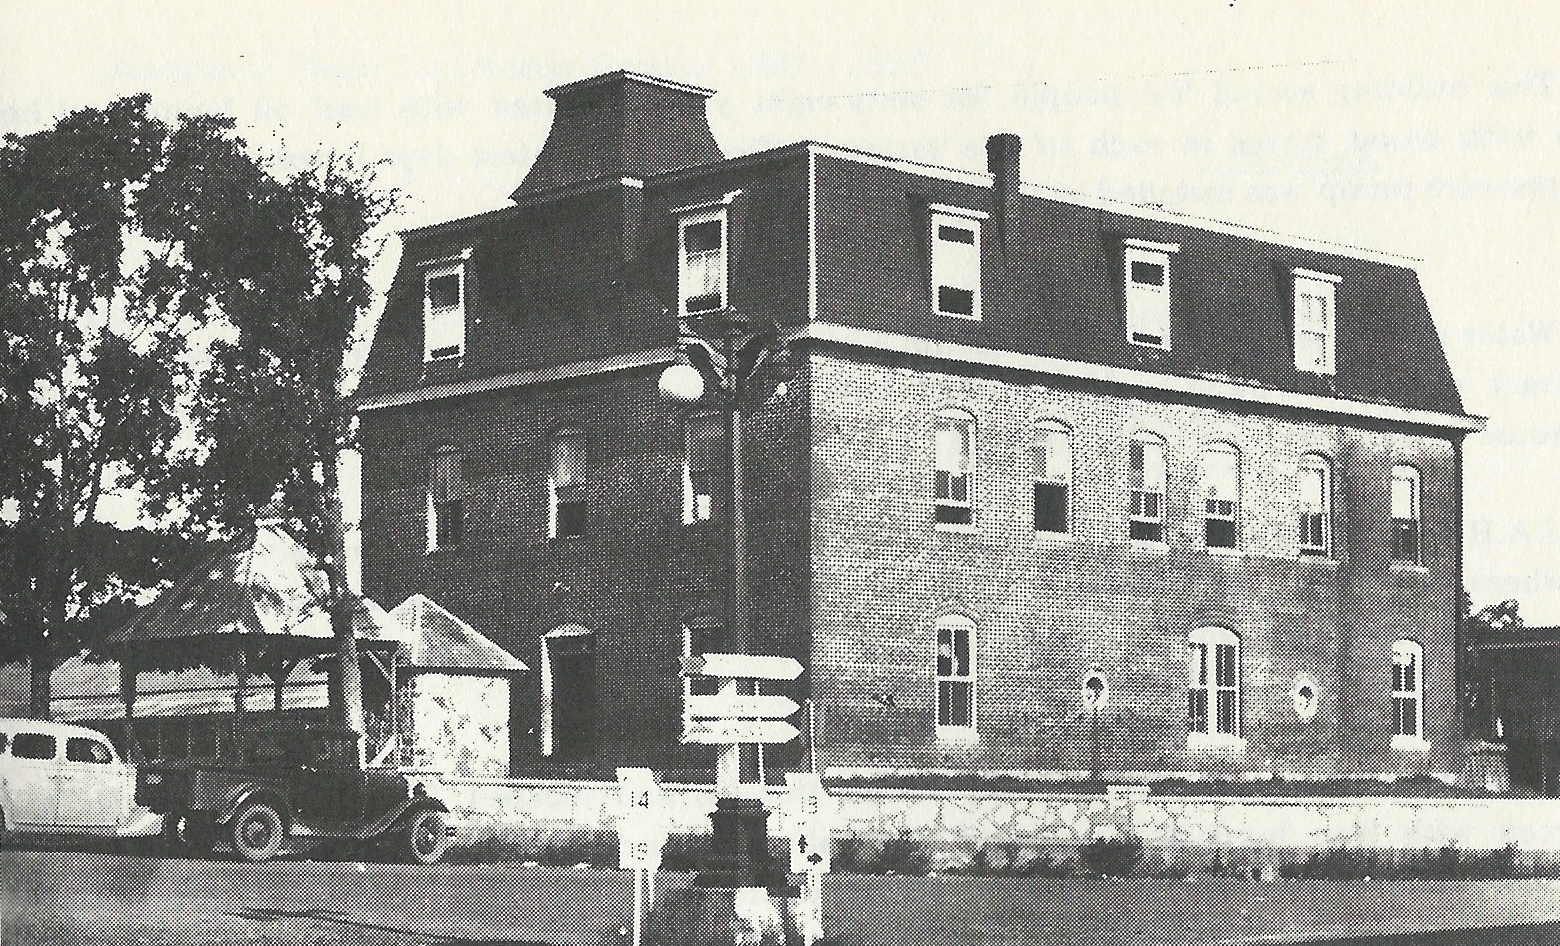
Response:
[228,801,286,862]
[397,809,449,865]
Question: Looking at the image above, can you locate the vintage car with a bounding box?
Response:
[0,718,163,841]
[136,726,453,863]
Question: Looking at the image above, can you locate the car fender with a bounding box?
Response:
[217,785,291,827]
[352,793,450,840]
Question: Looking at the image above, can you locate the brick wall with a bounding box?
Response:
[360,364,813,775]
[807,351,1459,777]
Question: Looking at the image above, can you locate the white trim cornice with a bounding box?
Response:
[798,322,1485,433]
[357,348,676,412]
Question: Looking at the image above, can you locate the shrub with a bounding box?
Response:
[834,834,867,873]
[868,831,932,876]
[1079,835,1144,877]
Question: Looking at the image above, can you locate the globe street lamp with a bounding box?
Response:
[660,309,786,890]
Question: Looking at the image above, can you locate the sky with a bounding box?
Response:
[3,1,1559,620]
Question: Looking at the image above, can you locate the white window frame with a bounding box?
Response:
[548,428,589,540]
[1124,238,1179,349]
[1201,442,1241,552]
[1187,626,1243,746]
[423,259,467,362]
[1128,433,1167,545]
[1033,422,1072,535]
[1391,639,1428,751]
[933,409,976,530]
[1390,465,1422,566]
[935,615,977,740]
[1299,454,1332,557]
[675,192,739,318]
[929,204,988,320]
[1292,268,1341,375]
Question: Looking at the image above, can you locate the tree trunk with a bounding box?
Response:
[28,653,53,720]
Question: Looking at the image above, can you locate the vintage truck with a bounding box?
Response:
[136,726,454,863]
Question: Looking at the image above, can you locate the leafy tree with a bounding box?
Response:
[0,96,293,717]
[176,150,402,738]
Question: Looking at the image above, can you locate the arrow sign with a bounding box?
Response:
[681,652,804,681]
[686,693,800,720]
[682,719,801,744]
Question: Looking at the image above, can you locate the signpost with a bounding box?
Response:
[681,652,804,681]
[682,719,801,745]
[617,768,668,946]
[785,772,834,945]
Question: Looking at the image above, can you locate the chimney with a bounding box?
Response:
[986,133,1021,252]
[513,71,725,201]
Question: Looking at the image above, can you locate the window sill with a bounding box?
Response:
[1187,733,1247,753]
[936,726,979,744]
[1298,551,1338,566]
[936,310,982,322]
[423,353,464,364]
[1390,561,1429,574]
[1033,529,1072,543]
[935,522,978,534]
[1206,546,1244,557]
[1391,735,1431,753]
[1130,540,1169,554]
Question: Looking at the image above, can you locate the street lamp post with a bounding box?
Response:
[660,309,786,890]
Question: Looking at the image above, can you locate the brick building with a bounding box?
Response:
[356,71,1483,781]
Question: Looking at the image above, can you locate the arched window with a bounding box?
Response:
[427,446,465,552]
[1033,422,1072,535]
[935,615,977,735]
[1392,640,1426,747]
[1201,443,1240,550]
[933,410,975,527]
[549,428,588,539]
[1188,627,1240,739]
[1129,433,1167,543]
[1390,465,1421,564]
[1299,454,1332,556]
[682,412,723,524]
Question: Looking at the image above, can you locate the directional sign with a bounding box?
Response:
[682,719,801,745]
[616,767,669,841]
[619,834,663,871]
[681,652,805,681]
[685,693,800,720]
[786,773,833,874]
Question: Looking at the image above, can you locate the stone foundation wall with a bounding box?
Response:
[430,777,1560,856]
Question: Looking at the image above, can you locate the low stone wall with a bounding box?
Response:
[429,776,1560,857]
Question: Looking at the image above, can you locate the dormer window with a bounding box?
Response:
[929,205,987,319]
[423,258,468,361]
[676,192,739,317]
[1123,239,1178,348]
[1293,268,1341,374]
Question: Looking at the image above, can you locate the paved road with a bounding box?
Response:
[10,848,1560,945]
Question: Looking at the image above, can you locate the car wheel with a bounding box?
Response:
[228,801,286,862]
[399,809,450,865]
